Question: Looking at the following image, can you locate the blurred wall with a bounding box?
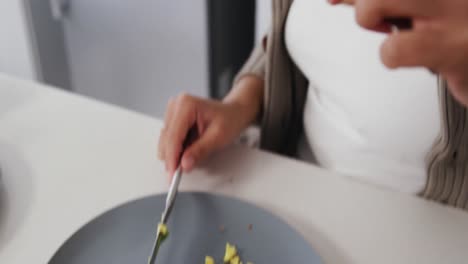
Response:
[64,0,270,118]
[63,0,209,118]
[0,1,36,80]
[0,0,272,119]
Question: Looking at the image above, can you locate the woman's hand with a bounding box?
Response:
[158,75,264,177]
[331,0,468,107]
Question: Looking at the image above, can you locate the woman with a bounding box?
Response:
[158,0,468,210]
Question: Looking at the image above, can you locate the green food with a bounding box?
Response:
[205,256,215,264]
[205,242,253,264]
[223,243,237,263]
[229,256,240,264]
[157,223,169,241]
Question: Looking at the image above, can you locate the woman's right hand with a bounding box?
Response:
[158,76,264,177]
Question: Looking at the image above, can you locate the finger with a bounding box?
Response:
[355,0,435,31]
[328,0,354,5]
[158,98,175,163]
[380,30,442,69]
[445,72,468,107]
[180,124,225,172]
[165,94,198,175]
[164,97,175,125]
[157,127,166,160]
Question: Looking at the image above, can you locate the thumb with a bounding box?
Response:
[180,124,224,172]
[328,0,354,5]
[380,30,442,69]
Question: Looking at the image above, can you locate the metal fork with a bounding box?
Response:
[147,126,198,264]
[147,165,183,264]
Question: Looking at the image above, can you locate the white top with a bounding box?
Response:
[1,74,468,264]
[285,0,440,194]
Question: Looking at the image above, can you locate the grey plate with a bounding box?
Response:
[49,192,322,264]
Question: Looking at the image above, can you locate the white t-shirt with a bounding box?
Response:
[285,0,440,193]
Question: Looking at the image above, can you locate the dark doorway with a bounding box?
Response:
[207,0,256,99]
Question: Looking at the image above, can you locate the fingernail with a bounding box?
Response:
[182,155,195,171]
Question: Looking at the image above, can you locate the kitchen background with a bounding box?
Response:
[0,0,271,118]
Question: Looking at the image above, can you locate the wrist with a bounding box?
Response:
[222,75,264,125]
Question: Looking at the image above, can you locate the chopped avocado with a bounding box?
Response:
[221,242,253,264]
[223,243,237,262]
[157,223,169,239]
[205,256,215,264]
[229,256,240,264]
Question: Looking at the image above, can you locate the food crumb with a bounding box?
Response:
[157,223,169,237]
[222,242,253,264]
[248,224,253,231]
[223,243,237,262]
[205,255,215,264]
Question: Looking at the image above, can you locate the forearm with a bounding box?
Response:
[223,75,264,127]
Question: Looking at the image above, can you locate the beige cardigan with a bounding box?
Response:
[236,0,468,210]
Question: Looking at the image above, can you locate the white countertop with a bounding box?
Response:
[1,74,468,264]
